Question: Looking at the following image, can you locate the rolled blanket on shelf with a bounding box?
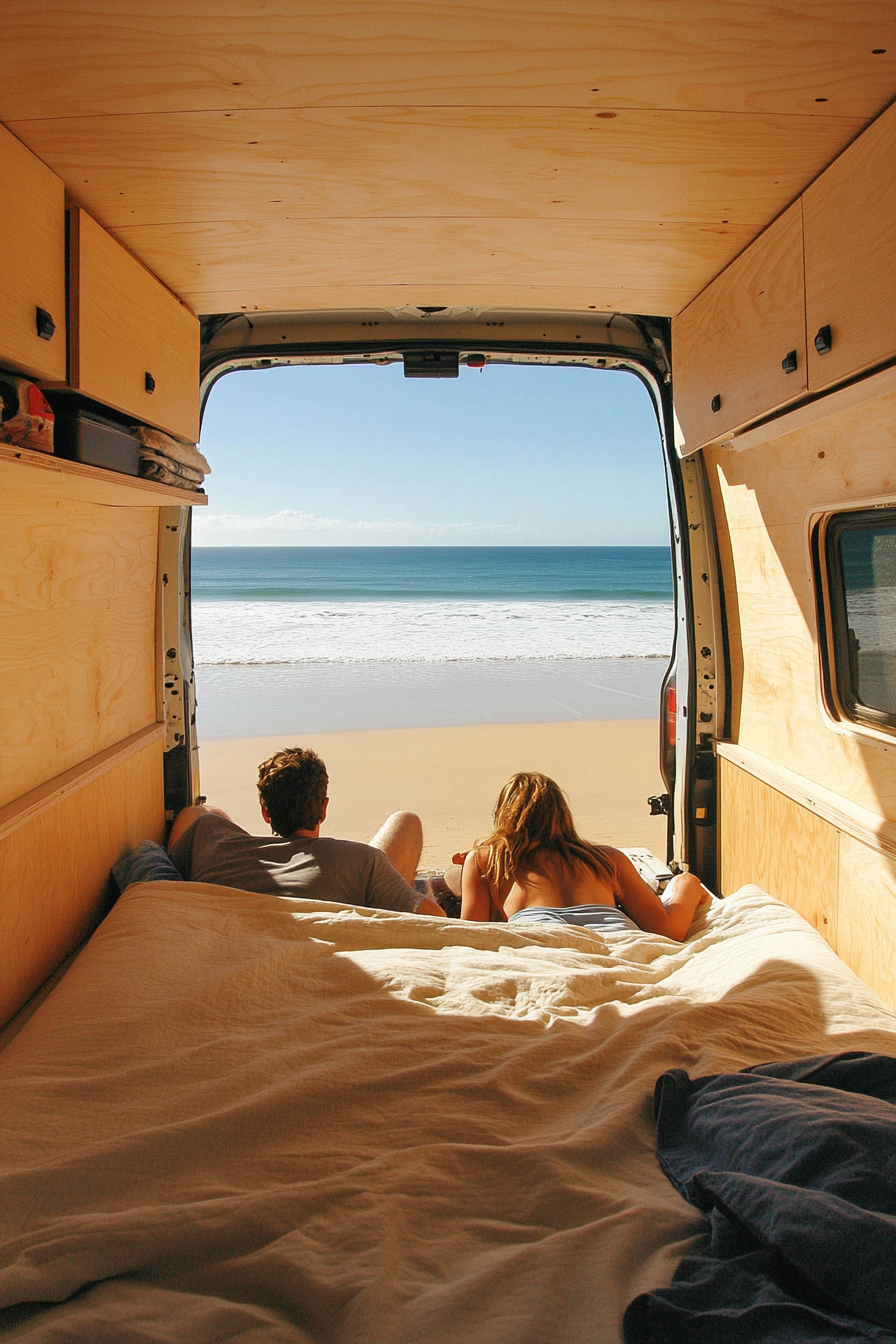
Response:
[139,458,206,491]
[133,426,209,493]
[137,446,204,483]
[134,425,211,474]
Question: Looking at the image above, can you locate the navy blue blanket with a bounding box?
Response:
[623,1052,896,1343]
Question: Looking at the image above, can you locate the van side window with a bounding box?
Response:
[817,508,896,732]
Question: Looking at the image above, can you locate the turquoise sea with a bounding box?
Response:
[190,547,674,736]
[192,546,673,604]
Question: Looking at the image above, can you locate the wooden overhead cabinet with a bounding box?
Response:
[0,124,66,383]
[68,209,200,443]
[803,100,896,394]
[672,202,807,453]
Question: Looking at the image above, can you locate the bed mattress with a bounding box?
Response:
[1,882,894,1343]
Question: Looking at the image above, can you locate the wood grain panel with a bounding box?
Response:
[718,740,896,864]
[0,731,164,1027]
[720,528,896,820]
[184,282,700,320]
[109,215,754,319]
[719,757,839,946]
[706,391,896,532]
[703,383,896,823]
[0,495,159,806]
[804,100,896,392]
[69,209,200,442]
[0,122,66,382]
[673,203,806,449]
[15,107,865,231]
[1,5,893,324]
[715,365,896,455]
[837,835,896,1013]
[1,2,893,117]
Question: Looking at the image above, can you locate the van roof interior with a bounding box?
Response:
[5,4,895,322]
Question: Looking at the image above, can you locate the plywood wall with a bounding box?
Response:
[710,376,896,1012]
[0,730,164,1026]
[703,387,896,825]
[720,760,896,1012]
[0,491,159,808]
[719,759,839,946]
[837,836,896,1011]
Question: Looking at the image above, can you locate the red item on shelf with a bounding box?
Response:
[0,373,55,454]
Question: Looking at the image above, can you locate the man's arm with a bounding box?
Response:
[365,848,444,916]
[415,894,446,917]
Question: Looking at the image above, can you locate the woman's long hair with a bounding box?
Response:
[479,772,617,894]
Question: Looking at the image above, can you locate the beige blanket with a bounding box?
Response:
[1,884,894,1343]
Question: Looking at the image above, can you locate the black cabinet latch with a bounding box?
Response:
[145,371,156,393]
[814,325,832,355]
[648,793,670,816]
[710,394,721,413]
[35,307,56,340]
[781,349,798,373]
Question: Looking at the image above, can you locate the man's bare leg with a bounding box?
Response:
[369,810,423,886]
[168,803,231,850]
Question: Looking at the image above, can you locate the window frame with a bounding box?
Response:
[813,504,896,736]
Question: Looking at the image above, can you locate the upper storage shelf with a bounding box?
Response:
[0,441,207,508]
[673,203,806,450]
[68,209,200,445]
[803,103,896,396]
[673,100,896,454]
[0,124,67,383]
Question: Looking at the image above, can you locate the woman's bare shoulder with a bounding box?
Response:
[465,845,490,867]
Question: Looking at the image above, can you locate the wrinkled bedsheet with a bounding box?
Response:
[1,883,895,1343]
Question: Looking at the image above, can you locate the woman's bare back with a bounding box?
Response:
[495,849,617,919]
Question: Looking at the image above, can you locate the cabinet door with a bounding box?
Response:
[0,125,66,382]
[69,210,200,443]
[673,202,807,452]
[804,101,896,394]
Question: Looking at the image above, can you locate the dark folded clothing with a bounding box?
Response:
[624,1052,896,1343]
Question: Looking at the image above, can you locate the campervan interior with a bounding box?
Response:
[1,7,896,1339]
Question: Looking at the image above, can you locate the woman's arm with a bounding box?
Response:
[460,850,494,921]
[606,848,711,941]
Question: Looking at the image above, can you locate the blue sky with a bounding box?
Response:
[194,362,669,546]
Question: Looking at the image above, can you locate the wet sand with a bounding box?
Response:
[198,719,669,871]
[194,658,666,738]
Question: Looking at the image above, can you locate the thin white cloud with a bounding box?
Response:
[192,508,535,544]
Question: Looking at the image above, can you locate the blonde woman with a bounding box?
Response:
[460,772,711,941]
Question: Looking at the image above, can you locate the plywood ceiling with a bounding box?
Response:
[3,1,895,319]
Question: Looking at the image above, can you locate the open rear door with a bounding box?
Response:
[194,305,724,884]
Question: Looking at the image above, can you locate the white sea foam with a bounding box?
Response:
[192,599,674,665]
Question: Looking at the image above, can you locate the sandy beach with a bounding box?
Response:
[198,718,669,871]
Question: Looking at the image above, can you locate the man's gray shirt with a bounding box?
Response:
[169,814,420,912]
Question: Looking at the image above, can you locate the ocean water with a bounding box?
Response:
[191,547,674,665]
[190,548,674,735]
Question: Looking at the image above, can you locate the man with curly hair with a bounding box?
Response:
[167,746,443,916]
